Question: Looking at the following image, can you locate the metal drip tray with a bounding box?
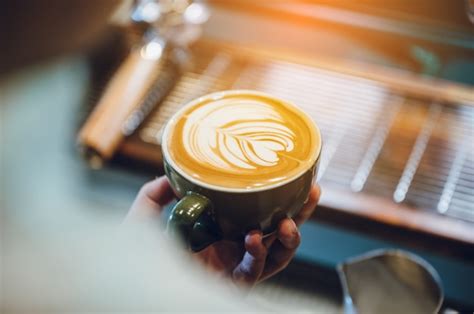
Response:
[84,35,473,259]
[121,41,473,223]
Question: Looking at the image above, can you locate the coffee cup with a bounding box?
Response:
[161,90,322,251]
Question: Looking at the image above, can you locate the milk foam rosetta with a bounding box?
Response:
[165,92,320,189]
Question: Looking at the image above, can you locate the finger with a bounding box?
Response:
[293,184,320,226]
[140,176,175,206]
[277,218,300,250]
[260,241,298,282]
[232,230,267,286]
[263,185,319,247]
[260,220,301,281]
[125,176,175,221]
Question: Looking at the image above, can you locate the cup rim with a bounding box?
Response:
[161,89,322,193]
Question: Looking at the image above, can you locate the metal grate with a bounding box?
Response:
[135,44,474,223]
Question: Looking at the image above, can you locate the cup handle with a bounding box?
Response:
[167,192,222,252]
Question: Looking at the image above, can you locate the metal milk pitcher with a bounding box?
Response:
[337,249,443,314]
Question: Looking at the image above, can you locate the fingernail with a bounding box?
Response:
[291,226,299,241]
[304,195,310,204]
[245,230,262,245]
[294,229,301,244]
[290,218,297,231]
[283,221,299,248]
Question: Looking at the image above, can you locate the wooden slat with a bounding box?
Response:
[202,39,474,105]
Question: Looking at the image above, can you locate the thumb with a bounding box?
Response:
[125,176,175,222]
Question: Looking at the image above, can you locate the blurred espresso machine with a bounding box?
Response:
[78,0,474,309]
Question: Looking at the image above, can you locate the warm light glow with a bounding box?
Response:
[140,40,164,60]
[184,2,210,24]
[141,2,161,23]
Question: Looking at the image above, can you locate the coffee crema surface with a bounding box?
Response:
[164,92,320,189]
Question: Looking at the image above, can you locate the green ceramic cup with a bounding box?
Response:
[161,91,322,252]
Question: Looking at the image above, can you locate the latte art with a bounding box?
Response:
[164,91,320,189]
[183,99,295,171]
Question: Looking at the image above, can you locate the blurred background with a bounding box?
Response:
[1,0,473,312]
